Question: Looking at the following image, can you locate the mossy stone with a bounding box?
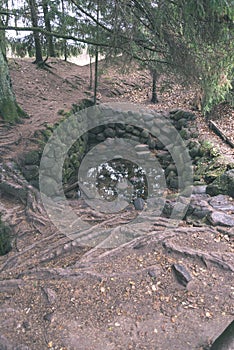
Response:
[0,216,12,256]
[23,150,40,165]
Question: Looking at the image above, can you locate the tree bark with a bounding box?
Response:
[94,48,99,104]
[61,0,67,61]
[28,0,43,63]
[42,0,56,57]
[0,19,23,122]
[93,0,100,105]
[151,70,158,104]
[89,52,93,89]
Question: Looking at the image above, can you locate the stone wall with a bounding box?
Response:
[20,104,232,199]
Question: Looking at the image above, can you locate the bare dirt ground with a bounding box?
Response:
[1,57,234,160]
[0,58,233,350]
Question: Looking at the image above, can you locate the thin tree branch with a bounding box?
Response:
[0,25,111,47]
[68,0,165,54]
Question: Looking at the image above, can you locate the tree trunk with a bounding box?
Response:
[42,0,56,57]
[89,53,93,89]
[0,20,24,122]
[94,48,99,104]
[61,0,67,61]
[93,0,100,105]
[28,0,43,63]
[151,70,158,104]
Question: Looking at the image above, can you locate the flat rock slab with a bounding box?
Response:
[209,195,234,212]
[208,211,234,227]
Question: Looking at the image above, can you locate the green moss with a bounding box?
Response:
[199,140,220,158]
[0,97,27,123]
[23,150,40,165]
[58,109,65,116]
[195,155,229,184]
[0,215,12,256]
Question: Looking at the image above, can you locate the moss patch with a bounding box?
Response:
[0,215,12,256]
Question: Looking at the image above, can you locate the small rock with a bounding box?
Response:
[133,197,145,210]
[209,195,234,211]
[22,321,30,330]
[208,211,234,227]
[136,150,151,158]
[42,287,57,304]
[43,312,54,322]
[192,185,207,194]
[172,264,192,287]
[148,269,157,279]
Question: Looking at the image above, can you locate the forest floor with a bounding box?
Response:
[3,57,234,161]
[0,58,233,350]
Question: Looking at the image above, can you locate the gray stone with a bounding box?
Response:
[91,125,105,134]
[96,133,106,142]
[154,140,164,150]
[189,146,201,158]
[166,171,178,189]
[150,126,161,138]
[209,195,234,211]
[165,164,177,177]
[136,151,151,159]
[148,269,158,279]
[208,211,234,227]
[129,135,140,142]
[145,120,154,129]
[170,110,185,121]
[42,145,55,159]
[192,185,207,194]
[141,129,149,138]
[177,118,188,129]
[104,127,115,138]
[116,123,125,130]
[112,155,123,160]
[126,125,134,132]
[139,137,148,144]
[22,165,39,181]
[40,176,60,196]
[142,113,155,121]
[116,127,125,136]
[187,195,212,219]
[162,201,174,217]
[23,150,40,165]
[148,138,156,149]
[88,132,98,141]
[133,197,145,210]
[206,170,234,198]
[172,264,192,287]
[135,144,149,152]
[132,128,141,136]
[209,320,234,350]
[156,150,171,163]
[179,128,191,140]
[183,111,196,120]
